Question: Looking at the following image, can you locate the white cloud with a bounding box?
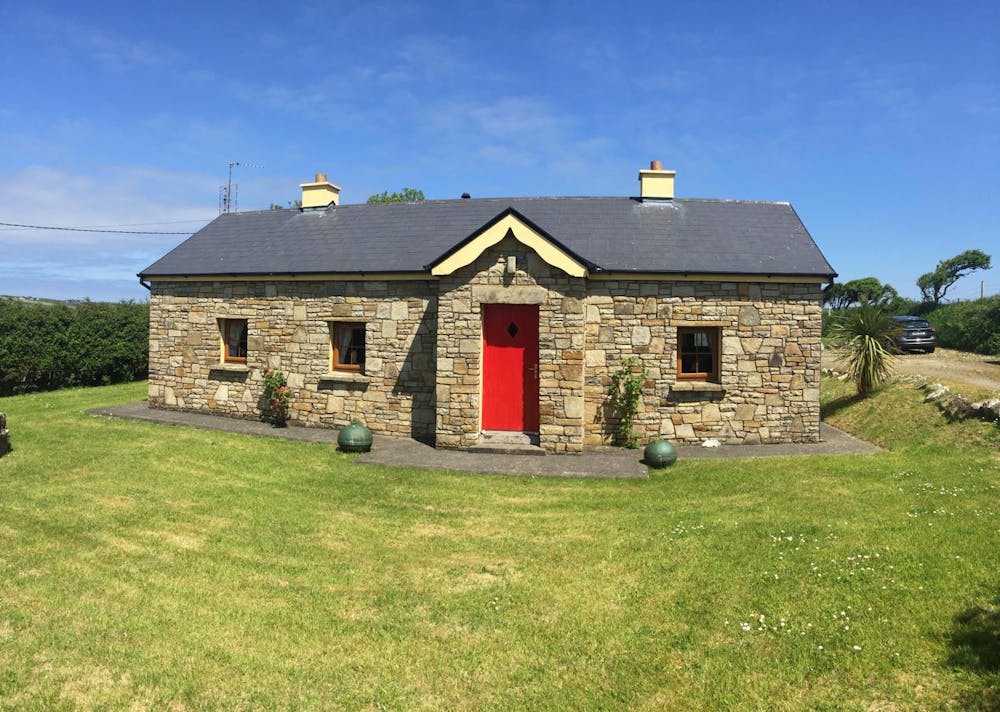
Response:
[0,166,216,247]
[17,9,184,74]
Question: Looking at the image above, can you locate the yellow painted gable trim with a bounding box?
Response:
[430,213,588,278]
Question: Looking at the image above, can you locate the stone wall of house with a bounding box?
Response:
[148,279,438,441]
[583,280,823,445]
[148,271,823,453]
[435,236,587,453]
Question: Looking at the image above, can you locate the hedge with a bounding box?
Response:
[0,299,149,396]
[924,296,1000,355]
[823,296,999,355]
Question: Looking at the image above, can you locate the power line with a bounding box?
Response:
[0,220,197,235]
[30,218,209,228]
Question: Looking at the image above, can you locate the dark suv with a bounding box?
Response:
[890,316,937,353]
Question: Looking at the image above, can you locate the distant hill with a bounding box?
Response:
[1,295,102,307]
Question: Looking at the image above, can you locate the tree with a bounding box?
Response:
[367,187,425,204]
[828,300,898,397]
[917,249,992,305]
[822,282,852,309]
[823,277,899,310]
[848,277,899,308]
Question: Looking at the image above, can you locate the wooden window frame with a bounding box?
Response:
[330,322,366,373]
[220,318,248,364]
[676,326,720,382]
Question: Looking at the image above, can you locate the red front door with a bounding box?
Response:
[482,304,539,432]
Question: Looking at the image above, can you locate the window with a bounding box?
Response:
[220,318,248,364]
[677,327,720,381]
[331,322,366,372]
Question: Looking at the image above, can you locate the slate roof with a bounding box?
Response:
[139,196,836,279]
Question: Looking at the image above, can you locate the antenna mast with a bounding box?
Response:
[219,161,263,214]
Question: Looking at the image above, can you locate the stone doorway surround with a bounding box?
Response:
[433,237,587,454]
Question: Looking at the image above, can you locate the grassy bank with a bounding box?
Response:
[0,383,997,709]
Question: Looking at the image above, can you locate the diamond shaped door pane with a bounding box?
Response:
[507,321,519,338]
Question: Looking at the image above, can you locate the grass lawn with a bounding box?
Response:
[0,381,997,710]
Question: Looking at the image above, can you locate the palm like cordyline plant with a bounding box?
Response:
[828,300,898,396]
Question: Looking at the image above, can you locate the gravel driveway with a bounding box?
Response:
[824,347,1000,396]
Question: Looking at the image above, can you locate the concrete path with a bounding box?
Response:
[90,402,881,480]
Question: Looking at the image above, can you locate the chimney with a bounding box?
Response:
[638,160,675,200]
[300,172,341,209]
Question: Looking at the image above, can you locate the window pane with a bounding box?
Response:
[225,320,247,359]
[678,328,717,377]
[350,327,365,366]
[337,327,353,361]
[334,324,366,369]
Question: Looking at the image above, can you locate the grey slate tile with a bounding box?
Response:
[139,196,836,278]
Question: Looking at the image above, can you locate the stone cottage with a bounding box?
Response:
[140,162,836,453]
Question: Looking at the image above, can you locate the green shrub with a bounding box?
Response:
[924,297,1000,355]
[827,300,897,396]
[0,299,148,395]
[826,297,998,355]
[607,356,647,448]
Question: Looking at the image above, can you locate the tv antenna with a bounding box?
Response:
[219,161,263,214]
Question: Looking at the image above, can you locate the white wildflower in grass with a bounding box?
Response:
[741,622,751,632]
[853,645,862,651]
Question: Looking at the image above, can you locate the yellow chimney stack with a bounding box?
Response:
[300,172,341,209]
[638,160,675,200]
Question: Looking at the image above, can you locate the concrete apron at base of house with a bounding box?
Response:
[470,430,544,455]
[88,403,880,480]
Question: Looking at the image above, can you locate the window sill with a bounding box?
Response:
[671,380,724,393]
[211,363,250,373]
[320,371,370,384]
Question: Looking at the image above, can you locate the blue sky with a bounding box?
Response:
[1,1,997,302]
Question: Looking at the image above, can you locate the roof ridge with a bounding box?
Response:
[675,197,792,206]
[332,195,625,208]
[219,196,795,214]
